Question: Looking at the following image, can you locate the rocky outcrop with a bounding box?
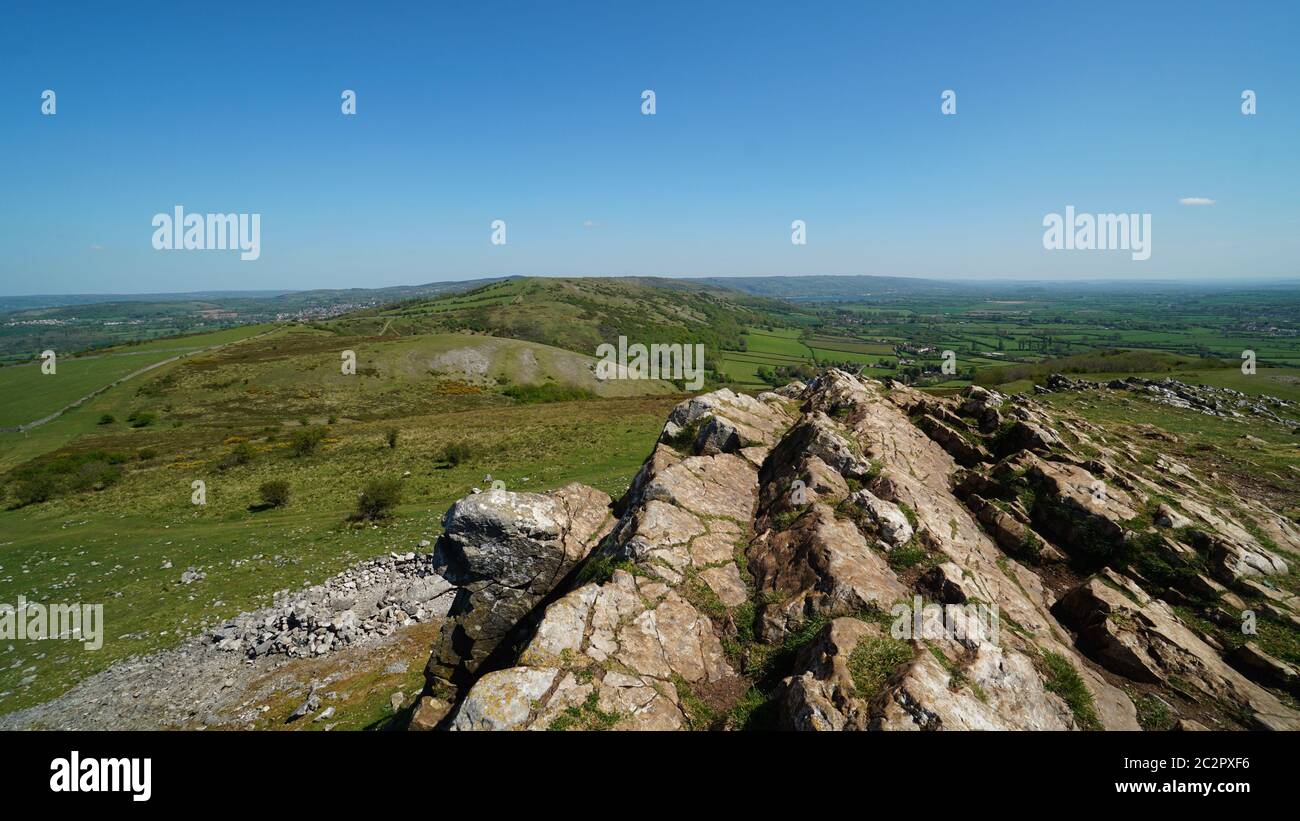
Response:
[1037,373,1296,424]
[874,604,1080,731]
[660,387,791,455]
[995,419,1065,457]
[414,391,793,730]
[423,484,613,697]
[1016,455,1138,563]
[1053,569,1300,730]
[410,369,1300,732]
[780,605,1082,732]
[1228,643,1300,697]
[914,413,992,466]
[780,617,893,731]
[849,489,913,548]
[751,504,909,641]
[962,493,1064,563]
[959,385,1005,432]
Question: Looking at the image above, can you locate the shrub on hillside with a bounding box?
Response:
[7,450,126,506]
[502,383,595,404]
[66,459,121,492]
[218,442,256,470]
[289,426,328,456]
[258,480,291,508]
[13,475,57,507]
[98,413,115,425]
[126,410,156,428]
[439,441,472,466]
[385,428,399,449]
[355,477,402,520]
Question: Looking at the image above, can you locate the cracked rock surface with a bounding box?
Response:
[417,370,1300,731]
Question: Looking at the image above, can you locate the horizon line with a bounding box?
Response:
[5,272,1300,301]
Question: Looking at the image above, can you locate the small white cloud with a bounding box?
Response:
[1178,197,1216,206]
[89,243,104,250]
[582,219,601,228]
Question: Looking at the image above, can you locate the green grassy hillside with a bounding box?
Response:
[324,277,803,366]
[0,325,270,428]
[0,298,706,710]
[128,325,678,429]
[0,391,680,711]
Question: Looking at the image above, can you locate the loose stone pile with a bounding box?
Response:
[0,547,456,730]
[209,552,455,659]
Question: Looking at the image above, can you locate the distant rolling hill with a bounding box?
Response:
[3,275,805,460]
[0,278,518,315]
[321,276,807,366]
[0,278,517,361]
[690,275,960,300]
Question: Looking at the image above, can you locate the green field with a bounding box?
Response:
[718,327,902,388]
[811,287,1300,388]
[0,325,270,428]
[708,283,1300,393]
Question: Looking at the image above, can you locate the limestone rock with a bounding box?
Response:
[1228,643,1300,696]
[425,483,612,691]
[780,618,881,730]
[660,388,791,455]
[449,667,558,731]
[1053,570,1300,730]
[847,489,913,548]
[751,504,908,641]
[872,603,1077,730]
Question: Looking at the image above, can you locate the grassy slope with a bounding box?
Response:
[0,326,277,470]
[0,393,679,711]
[152,325,677,420]
[0,324,679,471]
[326,276,800,361]
[0,298,700,712]
[0,324,270,428]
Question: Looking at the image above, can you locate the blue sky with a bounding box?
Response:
[1,0,1297,295]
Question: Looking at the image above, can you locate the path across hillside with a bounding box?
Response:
[0,329,275,434]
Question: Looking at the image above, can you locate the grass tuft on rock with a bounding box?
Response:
[548,689,622,731]
[847,633,914,699]
[1040,650,1101,730]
